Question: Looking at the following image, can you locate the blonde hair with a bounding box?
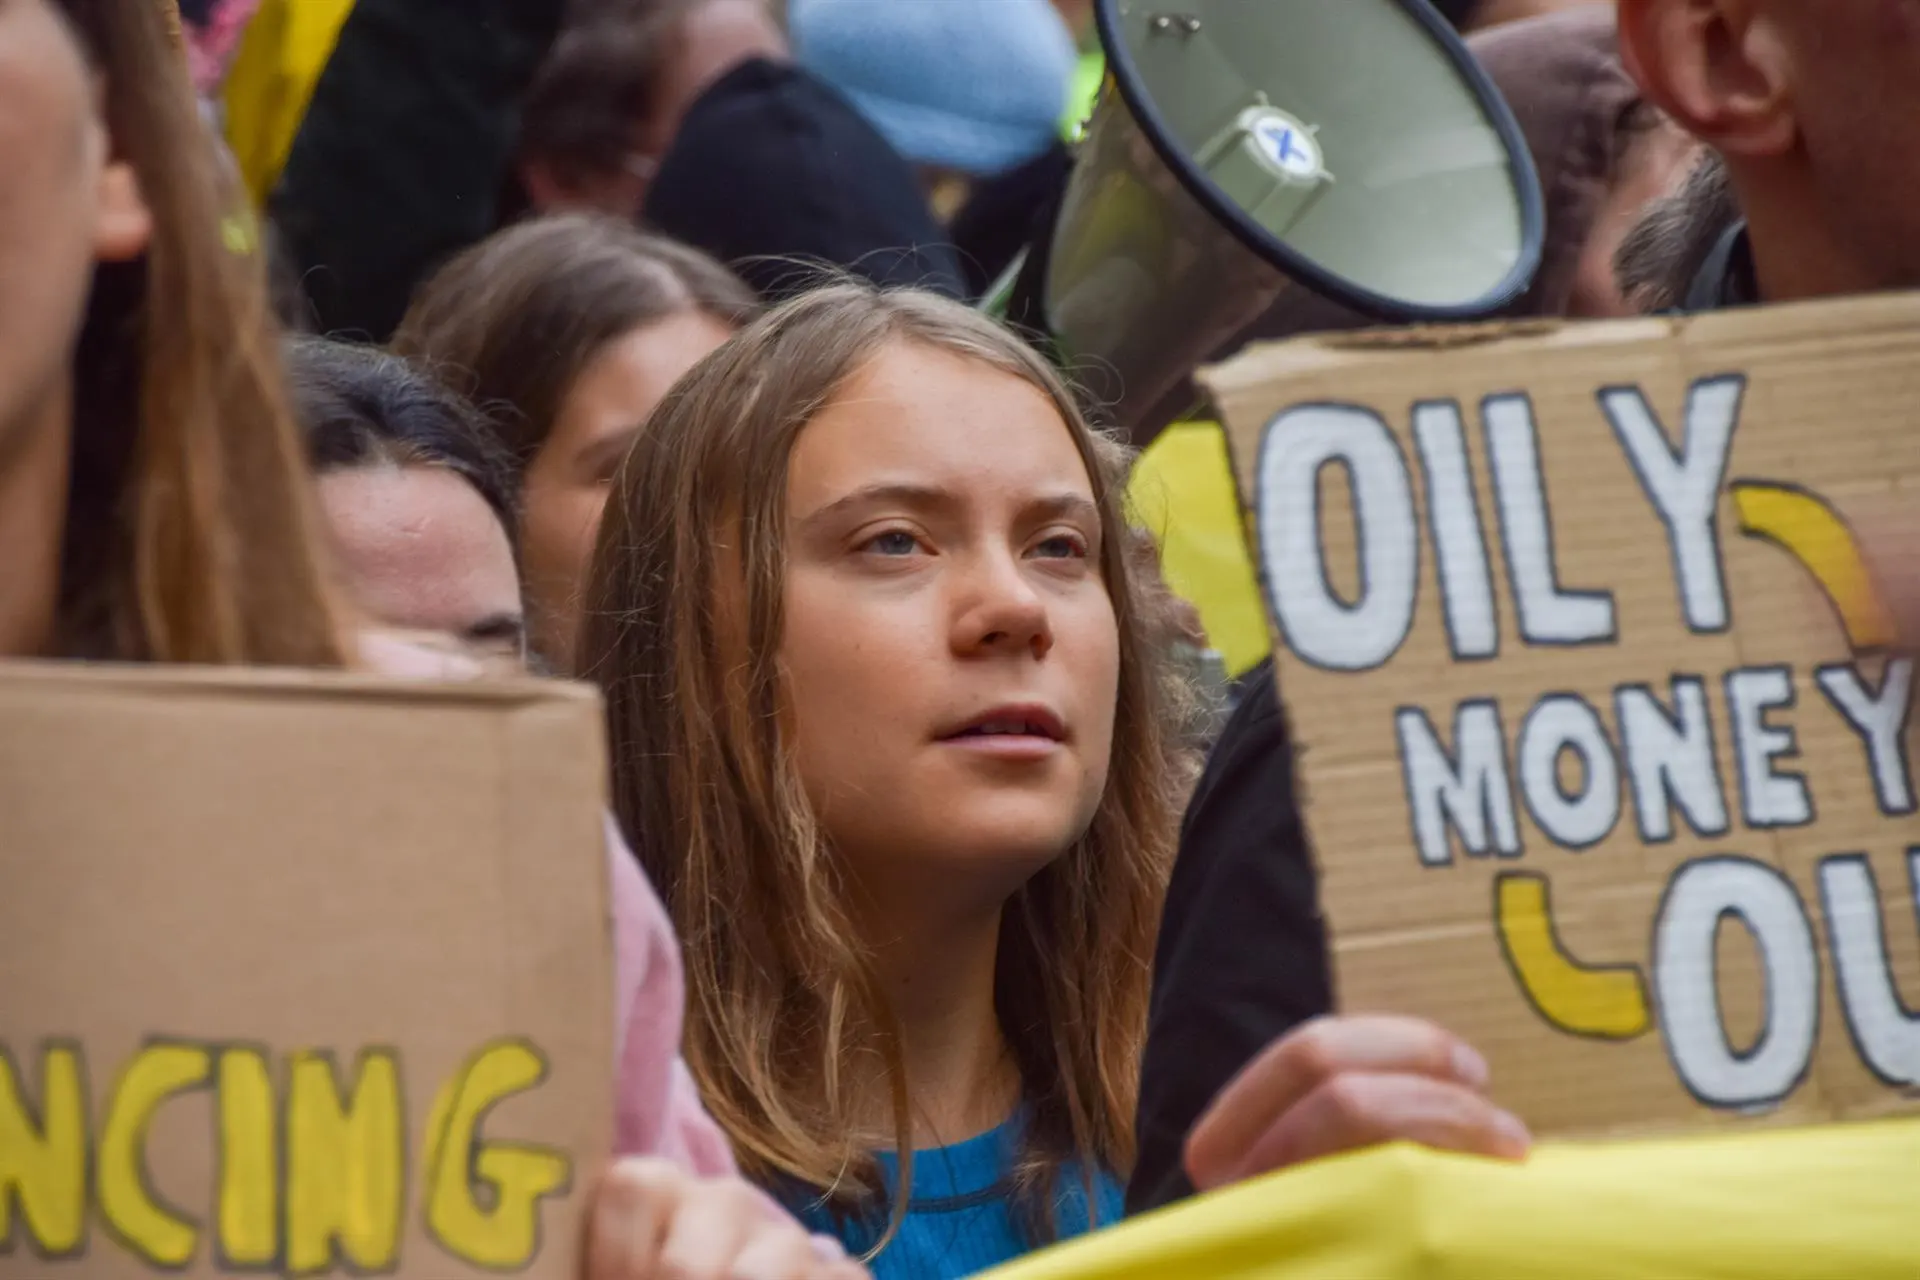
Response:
[579,283,1187,1241]
[56,0,348,665]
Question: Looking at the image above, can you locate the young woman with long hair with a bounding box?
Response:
[394,214,759,670]
[2,7,861,1278]
[578,282,1193,1277]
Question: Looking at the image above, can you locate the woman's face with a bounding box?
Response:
[780,341,1120,920]
[0,0,149,655]
[317,464,525,668]
[522,311,735,671]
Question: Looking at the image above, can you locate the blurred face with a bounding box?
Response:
[780,341,1119,918]
[317,465,525,667]
[522,312,734,670]
[520,0,787,216]
[0,0,149,655]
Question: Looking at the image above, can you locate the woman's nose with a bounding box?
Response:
[950,553,1053,659]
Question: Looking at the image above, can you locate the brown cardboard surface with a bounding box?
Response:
[1207,292,1920,1137]
[0,662,613,1276]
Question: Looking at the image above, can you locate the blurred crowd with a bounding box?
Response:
[9,0,1917,1277]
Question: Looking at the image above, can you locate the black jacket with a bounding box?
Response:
[1126,659,1332,1213]
[270,0,563,341]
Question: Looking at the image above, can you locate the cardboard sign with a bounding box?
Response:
[1207,293,1920,1137]
[0,663,613,1277]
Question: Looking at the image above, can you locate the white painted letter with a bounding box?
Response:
[1655,858,1818,1108]
[1817,661,1916,816]
[1817,852,1920,1087]
[1256,405,1419,671]
[1484,394,1616,646]
[1413,400,1498,661]
[1517,696,1620,849]
[1725,667,1813,829]
[1616,678,1730,842]
[1598,376,1742,632]
[1396,701,1521,866]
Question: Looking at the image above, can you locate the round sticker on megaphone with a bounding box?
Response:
[1248,109,1323,183]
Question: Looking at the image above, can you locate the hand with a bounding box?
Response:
[587,1159,866,1280]
[1183,1015,1531,1192]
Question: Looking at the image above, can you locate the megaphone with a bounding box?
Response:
[990,0,1545,443]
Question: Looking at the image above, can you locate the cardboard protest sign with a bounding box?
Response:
[1207,292,1920,1137]
[0,663,613,1278]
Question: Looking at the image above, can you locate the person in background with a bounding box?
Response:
[1470,6,1697,319]
[288,338,527,669]
[1615,0,1920,312]
[579,283,1193,1279]
[393,215,759,671]
[8,0,342,667]
[284,335,873,1280]
[267,0,962,337]
[513,0,787,219]
[788,0,1077,219]
[2,5,862,1276]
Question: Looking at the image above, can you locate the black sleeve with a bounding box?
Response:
[1126,659,1334,1215]
[268,0,563,341]
[642,59,966,301]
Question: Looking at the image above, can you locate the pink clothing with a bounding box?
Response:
[357,631,734,1174]
[604,816,738,1172]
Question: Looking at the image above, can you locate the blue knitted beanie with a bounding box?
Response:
[791,0,1077,177]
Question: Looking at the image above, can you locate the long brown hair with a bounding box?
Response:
[393,214,759,471]
[579,283,1186,1239]
[54,0,346,665]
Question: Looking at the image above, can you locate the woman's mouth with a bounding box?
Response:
[939,705,1066,759]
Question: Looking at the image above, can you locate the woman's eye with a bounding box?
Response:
[861,530,921,556]
[1033,533,1088,560]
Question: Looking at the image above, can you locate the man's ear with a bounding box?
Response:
[1617,0,1795,160]
[93,158,152,264]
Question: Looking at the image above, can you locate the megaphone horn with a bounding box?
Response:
[992,0,1546,444]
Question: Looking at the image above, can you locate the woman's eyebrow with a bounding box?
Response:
[797,485,1101,530]
[797,482,958,528]
[1024,493,1101,526]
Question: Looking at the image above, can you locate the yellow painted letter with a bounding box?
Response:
[425,1040,569,1269]
[216,1048,278,1267]
[0,1043,87,1256]
[99,1042,210,1267]
[285,1051,403,1275]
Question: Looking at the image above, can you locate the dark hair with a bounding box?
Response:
[517,1,706,185]
[393,214,759,470]
[285,338,521,555]
[53,0,347,665]
[1614,150,1740,314]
